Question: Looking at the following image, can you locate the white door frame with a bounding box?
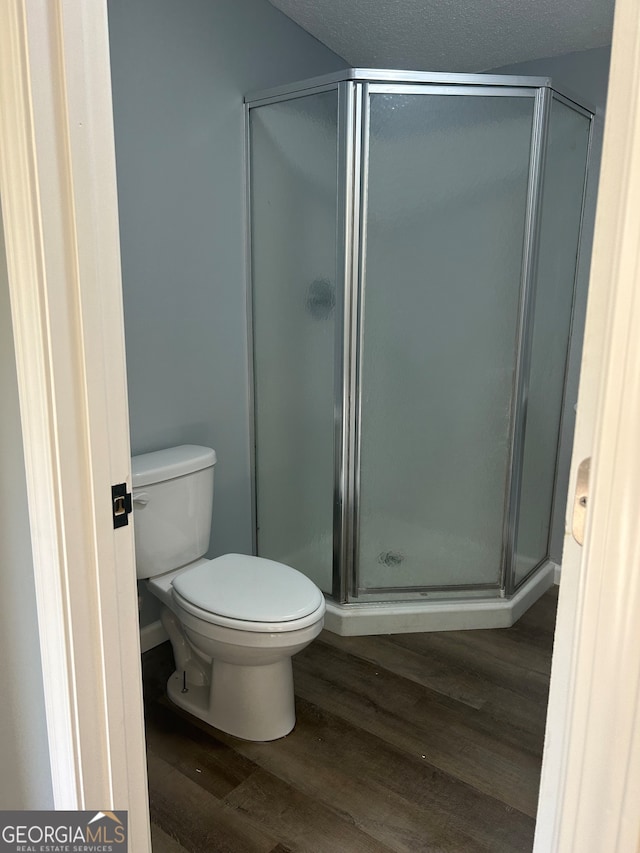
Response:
[534,0,640,848]
[0,1,150,849]
[1,0,639,851]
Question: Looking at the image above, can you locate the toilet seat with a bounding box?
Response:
[172,589,326,633]
[171,553,325,633]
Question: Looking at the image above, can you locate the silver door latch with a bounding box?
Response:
[572,457,591,546]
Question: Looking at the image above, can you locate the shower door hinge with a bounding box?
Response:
[571,457,591,546]
[111,482,132,529]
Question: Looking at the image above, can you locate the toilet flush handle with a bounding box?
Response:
[132,491,149,507]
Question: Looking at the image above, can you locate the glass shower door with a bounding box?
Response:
[512,97,591,587]
[249,90,339,594]
[355,88,536,598]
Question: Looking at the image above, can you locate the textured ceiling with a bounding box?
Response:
[268,0,614,72]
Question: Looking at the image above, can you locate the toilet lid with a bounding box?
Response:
[171,554,324,623]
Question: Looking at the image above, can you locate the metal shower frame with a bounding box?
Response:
[244,69,594,605]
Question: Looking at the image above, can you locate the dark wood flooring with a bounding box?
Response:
[142,586,558,853]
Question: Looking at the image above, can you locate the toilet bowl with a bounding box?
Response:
[132,445,325,741]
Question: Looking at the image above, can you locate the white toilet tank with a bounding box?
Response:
[131,445,217,579]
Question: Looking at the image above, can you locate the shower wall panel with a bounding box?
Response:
[512,98,592,587]
[249,91,339,593]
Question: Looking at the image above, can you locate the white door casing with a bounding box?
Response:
[534,0,640,847]
[0,1,151,849]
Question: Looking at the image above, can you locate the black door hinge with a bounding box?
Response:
[112,482,132,529]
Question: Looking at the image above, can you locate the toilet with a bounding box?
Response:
[132,444,325,741]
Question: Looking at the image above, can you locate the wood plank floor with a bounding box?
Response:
[143,586,558,853]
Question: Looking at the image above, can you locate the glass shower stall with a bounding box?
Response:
[245,70,592,633]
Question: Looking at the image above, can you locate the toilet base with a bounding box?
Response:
[166,656,296,741]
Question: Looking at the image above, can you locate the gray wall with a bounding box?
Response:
[0,203,54,808]
[107,0,347,626]
[492,47,611,563]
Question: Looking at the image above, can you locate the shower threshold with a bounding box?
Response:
[324,561,556,636]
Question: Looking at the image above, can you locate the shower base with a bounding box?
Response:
[323,560,556,636]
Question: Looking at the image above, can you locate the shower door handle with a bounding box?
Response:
[572,457,591,546]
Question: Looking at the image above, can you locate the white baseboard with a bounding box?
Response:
[554,562,562,585]
[140,619,168,653]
